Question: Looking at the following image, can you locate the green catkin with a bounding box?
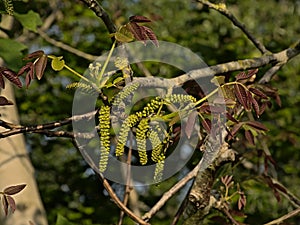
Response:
[112,82,140,106]
[167,94,196,110]
[136,119,149,165]
[66,82,97,95]
[148,127,163,162]
[4,0,14,15]
[98,105,111,172]
[153,154,165,183]
[115,114,140,156]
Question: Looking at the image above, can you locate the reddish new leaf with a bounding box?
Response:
[238,193,247,210]
[249,87,268,99]
[185,111,198,139]
[245,130,255,145]
[4,184,26,195]
[35,54,48,80]
[0,67,22,88]
[142,25,159,47]
[128,22,147,43]
[0,74,4,88]
[226,113,238,123]
[234,84,250,110]
[201,118,211,133]
[129,15,152,23]
[236,69,258,81]
[23,50,45,60]
[230,123,243,137]
[250,95,260,117]
[6,195,16,213]
[245,121,268,131]
[221,175,233,186]
[0,96,13,106]
[2,195,8,216]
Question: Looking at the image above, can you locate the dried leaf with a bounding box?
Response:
[129,15,152,23]
[0,96,13,106]
[185,111,198,139]
[4,184,26,195]
[6,196,16,213]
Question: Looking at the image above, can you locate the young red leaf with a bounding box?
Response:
[4,184,26,195]
[230,123,243,137]
[221,175,233,186]
[245,121,268,131]
[0,96,14,106]
[249,87,268,99]
[250,95,260,117]
[238,193,247,210]
[23,50,45,60]
[35,54,48,80]
[236,69,258,82]
[6,195,16,213]
[2,195,8,216]
[185,111,198,139]
[129,15,152,23]
[141,25,159,47]
[245,130,255,145]
[0,74,4,88]
[0,67,22,88]
[226,113,238,123]
[234,84,250,110]
[128,22,147,43]
[201,118,211,134]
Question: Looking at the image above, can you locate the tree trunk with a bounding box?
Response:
[0,80,48,225]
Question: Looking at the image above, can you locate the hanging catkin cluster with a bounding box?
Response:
[136,119,150,165]
[98,105,111,172]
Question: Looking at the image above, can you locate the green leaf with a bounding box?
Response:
[55,214,75,225]
[0,38,27,70]
[14,10,42,32]
[115,25,134,43]
[51,56,65,71]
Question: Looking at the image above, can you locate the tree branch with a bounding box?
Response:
[78,0,116,34]
[197,0,268,54]
[263,207,300,225]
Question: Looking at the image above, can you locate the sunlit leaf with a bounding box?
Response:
[114,25,134,43]
[51,56,65,71]
[14,10,42,32]
[35,54,48,80]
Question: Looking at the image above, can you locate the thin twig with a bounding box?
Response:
[263,207,300,225]
[38,29,98,61]
[142,159,202,221]
[78,0,116,34]
[197,0,268,54]
[76,142,150,225]
[118,133,134,225]
[0,111,97,138]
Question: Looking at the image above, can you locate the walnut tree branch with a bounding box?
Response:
[197,0,269,54]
